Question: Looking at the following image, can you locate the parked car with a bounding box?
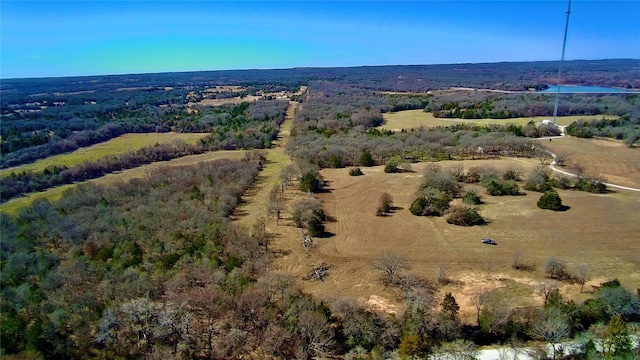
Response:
[481,238,497,245]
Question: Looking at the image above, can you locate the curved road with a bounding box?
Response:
[535,128,640,193]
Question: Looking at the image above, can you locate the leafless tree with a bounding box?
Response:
[266,185,285,225]
[536,281,559,305]
[544,257,568,280]
[484,261,494,280]
[575,265,589,293]
[373,252,411,285]
[436,264,449,285]
[535,145,552,165]
[554,152,569,167]
[572,163,585,181]
[469,288,490,324]
[432,339,478,360]
[529,307,571,360]
[511,250,523,270]
[252,216,269,251]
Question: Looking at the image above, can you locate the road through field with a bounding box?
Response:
[231,101,297,228]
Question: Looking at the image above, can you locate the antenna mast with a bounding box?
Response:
[553,0,572,124]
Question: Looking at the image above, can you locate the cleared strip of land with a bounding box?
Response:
[0,149,245,214]
[381,109,615,131]
[1,132,208,176]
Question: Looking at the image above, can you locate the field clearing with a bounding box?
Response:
[380,109,616,131]
[545,136,640,189]
[0,150,245,215]
[291,160,640,319]
[1,132,209,176]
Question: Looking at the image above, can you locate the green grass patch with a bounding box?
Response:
[381,109,618,131]
[1,132,208,176]
[0,150,245,215]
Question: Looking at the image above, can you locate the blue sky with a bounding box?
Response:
[1,1,639,78]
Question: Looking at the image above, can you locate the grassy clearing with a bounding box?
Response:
[0,150,245,215]
[1,132,208,176]
[380,109,616,131]
[544,136,640,189]
[288,160,640,318]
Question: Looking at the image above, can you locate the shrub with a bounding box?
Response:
[549,175,573,189]
[300,171,324,193]
[380,192,393,212]
[463,167,481,183]
[486,179,521,196]
[446,205,485,226]
[359,149,375,167]
[410,188,452,216]
[307,214,325,237]
[576,174,607,193]
[502,168,522,181]
[384,159,400,173]
[349,167,364,176]
[292,197,324,227]
[544,257,569,280]
[524,166,552,192]
[462,190,482,205]
[537,190,564,211]
[421,168,461,198]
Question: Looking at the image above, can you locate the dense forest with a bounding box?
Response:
[1,60,639,359]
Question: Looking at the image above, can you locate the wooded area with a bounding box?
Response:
[1,60,639,359]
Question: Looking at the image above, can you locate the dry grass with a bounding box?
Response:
[380,109,616,132]
[1,132,208,176]
[545,136,640,189]
[273,159,640,318]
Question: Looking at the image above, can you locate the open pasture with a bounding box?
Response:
[299,160,640,317]
[0,132,208,176]
[0,149,245,215]
[380,109,614,131]
[545,136,640,189]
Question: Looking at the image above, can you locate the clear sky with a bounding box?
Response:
[1,1,639,79]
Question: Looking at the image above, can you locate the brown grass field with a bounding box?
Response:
[381,109,616,132]
[544,136,640,189]
[263,156,640,320]
[302,161,640,319]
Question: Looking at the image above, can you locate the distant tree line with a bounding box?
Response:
[566,113,640,146]
[1,101,288,202]
[1,100,288,169]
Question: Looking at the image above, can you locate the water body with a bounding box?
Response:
[540,85,639,94]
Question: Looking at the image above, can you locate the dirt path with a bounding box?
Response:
[231,101,298,228]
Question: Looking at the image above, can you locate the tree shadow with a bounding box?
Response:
[316,231,335,238]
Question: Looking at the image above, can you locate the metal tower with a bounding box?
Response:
[553,0,572,124]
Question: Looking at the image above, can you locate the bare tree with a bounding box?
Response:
[572,163,585,181]
[575,265,589,293]
[535,145,552,165]
[554,152,569,167]
[436,264,449,285]
[373,252,411,285]
[529,307,571,360]
[377,192,393,216]
[544,257,568,280]
[252,216,269,251]
[536,281,559,305]
[511,250,523,270]
[266,185,285,225]
[469,288,490,324]
[484,261,494,280]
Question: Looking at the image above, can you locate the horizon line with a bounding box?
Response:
[2,58,638,81]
